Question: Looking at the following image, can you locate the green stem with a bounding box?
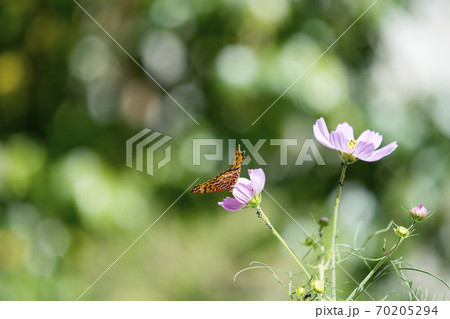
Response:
[319,247,325,283]
[346,237,404,301]
[330,162,348,300]
[257,207,311,279]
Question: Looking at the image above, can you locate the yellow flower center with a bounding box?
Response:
[341,139,358,163]
[348,139,357,151]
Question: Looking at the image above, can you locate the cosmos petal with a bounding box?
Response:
[232,182,254,203]
[248,168,265,194]
[357,130,383,150]
[313,117,334,149]
[236,177,252,187]
[351,141,376,160]
[336,122,354,140]
[218,197,246,211]
[362,142,398,162]
[329,131,349,153]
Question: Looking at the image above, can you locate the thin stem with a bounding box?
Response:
[347,222,416,300]
[257,207,311,279]
[318,247,326,283]
[346,237,404,301]
[330,162,348,300]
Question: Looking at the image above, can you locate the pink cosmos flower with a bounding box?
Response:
[219,168,265,211]
[410,204,428,222]
[313,117,398,162]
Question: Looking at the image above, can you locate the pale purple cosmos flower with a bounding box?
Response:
[219,168,265,211]
[313,117,398,162]
[410,204,428,222]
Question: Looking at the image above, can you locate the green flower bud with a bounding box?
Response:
[312,280,324,293]
[295,285,305,295]
[305,237,314,246]
[395,226,409,238]
[317,216,329,227]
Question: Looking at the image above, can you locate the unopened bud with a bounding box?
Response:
[410,205,428,222]
[296,285,305,295]
[395,226,409,238]
[318,216,329,227]
[305,237,314,246]
[312,280,324,293]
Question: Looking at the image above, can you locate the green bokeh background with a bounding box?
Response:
[0,0,449,300]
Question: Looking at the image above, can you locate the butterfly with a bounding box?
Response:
[190,145,245,194]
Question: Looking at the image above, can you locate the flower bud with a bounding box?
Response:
[317,216,329,227]
[410,205,427,222]
[395,226,409,238]
[305,237,314,246]
[295,285,305,296]
[312,280,324,293]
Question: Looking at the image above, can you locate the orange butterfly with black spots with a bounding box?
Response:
[190,145,245,193]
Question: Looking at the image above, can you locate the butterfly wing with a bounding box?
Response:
[190,145,245,194]
[190,167,241,193]
[231,145,245,168]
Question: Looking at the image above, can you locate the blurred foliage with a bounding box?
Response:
[0,0,449,300]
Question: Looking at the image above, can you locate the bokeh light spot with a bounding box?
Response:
[216,44,258,87]
[0,52,26,95]
[140,31,186,85]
